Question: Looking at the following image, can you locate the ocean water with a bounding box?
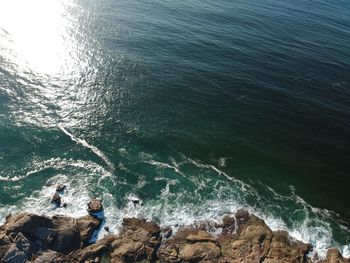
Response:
[1,0,350,257]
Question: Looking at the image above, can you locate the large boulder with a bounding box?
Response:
[158,228,221,263]
[87,199,103,214]
[50,215,81,253]
[68,240,112,262]
[3,213,53,237]
[218,214,311,263]
[1,213,81,254]
[109,217,162,263]
[319,248,350,263]
[178,242,221,261]
[77,215,101,247]
[51,193,61,207]
[234,209,250,225]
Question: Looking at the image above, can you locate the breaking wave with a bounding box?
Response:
[0,151,349,258]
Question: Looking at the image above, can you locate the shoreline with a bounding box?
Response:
[0,200,349,263]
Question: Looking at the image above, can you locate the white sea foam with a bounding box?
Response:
[0,157,113,182]
[1,177,346,259]
[342,245,350,258]
[0,174,91,225]
[146,160,184,175]
[218,157,227,167]
[186,158,253,192]
[0,175,11,181]
[58,123,115,171]
[1,154,348,260]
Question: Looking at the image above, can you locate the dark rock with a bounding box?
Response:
[162,226,172,239]
[0,232,12,260]
[234,208,250,224]
[2,232,34,263]
[56,184,66,192]
[131,197,140,205]
[104,226,110,232]
[220,215,236,235]
[51,193,61,207]
[62,203,67,209]
[50,215,81,253]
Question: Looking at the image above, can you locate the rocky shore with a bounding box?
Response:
[0,201,349,263]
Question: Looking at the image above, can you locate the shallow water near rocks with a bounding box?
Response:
[1,0,350,257]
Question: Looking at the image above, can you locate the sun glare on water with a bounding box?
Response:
[0,0,76,75]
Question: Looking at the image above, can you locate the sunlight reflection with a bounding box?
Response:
[0,0,75,74]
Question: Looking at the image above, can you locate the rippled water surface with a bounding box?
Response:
[1,0,350,256]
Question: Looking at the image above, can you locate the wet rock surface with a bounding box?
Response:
[0,210,348,263]
[50,193,62,207]
[87,199,104,214]
[77,215,102,247]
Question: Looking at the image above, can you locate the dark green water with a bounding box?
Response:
[1,0,350,256]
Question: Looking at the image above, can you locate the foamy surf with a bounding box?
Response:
[1,153,349,260]
[0,180,347,259]
[58,123,115,171]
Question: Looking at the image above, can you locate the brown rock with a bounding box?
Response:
[179,242,221,261]
[142,221,161,237]
[186,230,216,243]
[122,218,146,231]
[320,248,350,263]
[158,245,179,263]
[70,243,110,262]
[158,227,220,263]
[218,215,312,263]
[3,213,53,236]
[109,218,162,263]
[77,215,101,247]
[0,212,334,263]
[265,230,312,263]
[234,209,250,224]
[33,250,62,263]
[222,215,236,228]
[87,199,104,214]
[111,240,144,258]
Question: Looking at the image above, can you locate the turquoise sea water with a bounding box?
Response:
[1,0,350,256]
